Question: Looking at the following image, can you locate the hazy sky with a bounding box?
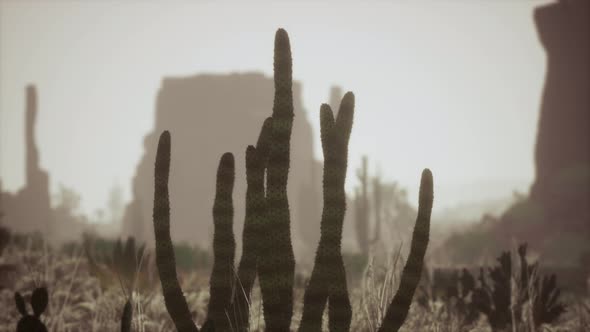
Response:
[0,1,553,217]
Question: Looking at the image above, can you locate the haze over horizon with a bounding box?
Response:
[0,1,553,219]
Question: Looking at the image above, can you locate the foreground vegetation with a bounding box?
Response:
[0,233,588,331]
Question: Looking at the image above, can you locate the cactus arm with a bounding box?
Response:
[255,117,273,157]
[259,28,296,331]
[153,131,199,332]
[297,104,335,332]
[377,168,433,332]
[299,93,355,332]
[231,117,273,331]
[326,93,354,332]
[206,152,236,331]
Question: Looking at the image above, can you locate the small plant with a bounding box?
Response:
[84,235,158,331]
[14,287,49,332]
[472,243,566,331]
[416,266,480,330]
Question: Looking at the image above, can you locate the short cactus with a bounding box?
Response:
[14,287,48,332]
[378,168,432,332]
[153,130,199,332]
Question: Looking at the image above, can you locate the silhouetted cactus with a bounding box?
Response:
[15,287,48,332]
[299,94,355,332]
[153,130,199,332]
[256,27,296,332]
[153,28,434,332]
[378,168,432,332]
[206,152,236,330]
[230,117,273,331]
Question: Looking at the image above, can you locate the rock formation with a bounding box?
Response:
[1,86,52,234]
[122,73,319,252]
[501,0,590,256]
[437,0,589,266]
[529,0,589,234]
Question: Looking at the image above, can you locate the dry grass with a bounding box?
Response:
[0,236,587,332]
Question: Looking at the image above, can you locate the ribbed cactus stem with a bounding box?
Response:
[207,152,236,331]
[153,131,199,332]
[258,28,296,331]
[299,92,355,332]
[231,117,272,331]
[377,168,433,332]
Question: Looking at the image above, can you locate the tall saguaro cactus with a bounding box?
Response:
[257,28,296,332]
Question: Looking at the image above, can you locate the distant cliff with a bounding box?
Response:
[437,0,589,265]
[122,73,320,252]
[529,0,589,234]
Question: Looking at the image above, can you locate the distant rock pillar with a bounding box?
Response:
[26,86,41,187]
[22,85,51,229]
[531,0,590,232]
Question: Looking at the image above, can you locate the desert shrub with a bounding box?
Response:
[472,243,566,331]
